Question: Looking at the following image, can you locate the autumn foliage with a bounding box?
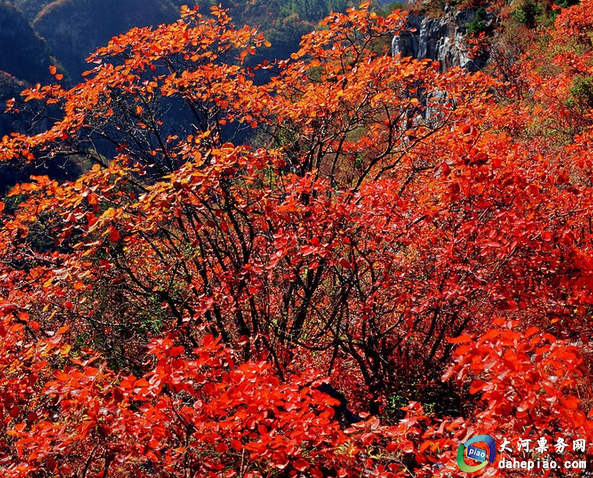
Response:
[1,1,593,476]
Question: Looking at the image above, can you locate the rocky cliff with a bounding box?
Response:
[392,6,492,71]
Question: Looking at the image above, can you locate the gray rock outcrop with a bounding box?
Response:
[392,6,492,72]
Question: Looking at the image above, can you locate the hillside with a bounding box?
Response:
[9,0,52,20]
[190,0,360,59]
[32,0,180,77]
[2,1,593,476]
[1,0,386,85]
[0,2,54,84]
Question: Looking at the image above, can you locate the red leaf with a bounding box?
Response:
[447,334,473,344]
[109,225,120,242]
[215,442,228,453]
[169,346,184,356]
[0,301,18,315]
[293,458,309,472]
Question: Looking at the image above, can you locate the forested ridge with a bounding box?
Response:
[1,0,593,477]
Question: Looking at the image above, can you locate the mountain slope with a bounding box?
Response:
[0,2,54,84]
[33,0,180,78]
